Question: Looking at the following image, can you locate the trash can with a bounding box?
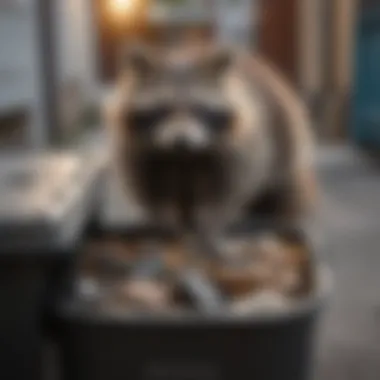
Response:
[54,224,331,380]
[0,151,105,380]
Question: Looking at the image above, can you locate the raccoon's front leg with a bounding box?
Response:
[267,168,319,248]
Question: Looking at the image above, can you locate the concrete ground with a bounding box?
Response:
[100,144,380,380]
[313,146,380,380]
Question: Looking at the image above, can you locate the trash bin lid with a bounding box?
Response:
[0,152,96,253]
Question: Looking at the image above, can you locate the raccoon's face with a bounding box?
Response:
[113,45,263,228]
[122,45,239,154]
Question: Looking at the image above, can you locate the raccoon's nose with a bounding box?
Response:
[173,136,193,151]
[173,134,210,152]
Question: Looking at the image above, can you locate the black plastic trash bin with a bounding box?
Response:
[54,225,331,380]
[0,152,105,380]
[0,256,50,380]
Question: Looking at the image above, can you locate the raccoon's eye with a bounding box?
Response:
[127,107,171,132]
[191,105,233,132]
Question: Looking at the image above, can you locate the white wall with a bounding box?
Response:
[53,0,99,100]
[0,12,34,111]
[50,0,102,141]
[0,0,101,148]
[214,0,258,47]
[0,0,48,148]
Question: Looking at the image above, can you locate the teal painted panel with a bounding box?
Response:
[352,8,380,146]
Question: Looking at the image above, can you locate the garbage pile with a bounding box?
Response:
[74,230,315,316]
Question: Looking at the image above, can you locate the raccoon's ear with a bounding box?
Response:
[120,43,159,78]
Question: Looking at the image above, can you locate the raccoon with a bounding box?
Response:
[105,44,317,259]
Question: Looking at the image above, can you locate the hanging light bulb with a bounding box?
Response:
[107,0,140,22]
[109,0,135,14]
[107,0,149,28]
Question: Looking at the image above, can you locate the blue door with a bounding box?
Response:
[352,7,380,147]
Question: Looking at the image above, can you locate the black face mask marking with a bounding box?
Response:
[191,104,233,133]
[127,106,172,134]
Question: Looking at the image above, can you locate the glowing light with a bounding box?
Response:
[108,0,138,18]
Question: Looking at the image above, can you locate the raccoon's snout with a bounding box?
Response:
[155,121,210,151]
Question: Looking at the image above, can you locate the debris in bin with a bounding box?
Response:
[231,290,290,315]
[120,279,172,311]
[255,235,314,297]
[128,253,166,280]
[77,277,102,301]
[173,269,225,313]
[210,262,266,298]
[75,232,315,314]
[90,254,131,279]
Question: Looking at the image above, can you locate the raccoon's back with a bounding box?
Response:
[231,52,314,182]
[237,54,316,216]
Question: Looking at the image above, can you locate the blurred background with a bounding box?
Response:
[1,1,380,380]
[0,0,367,149]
